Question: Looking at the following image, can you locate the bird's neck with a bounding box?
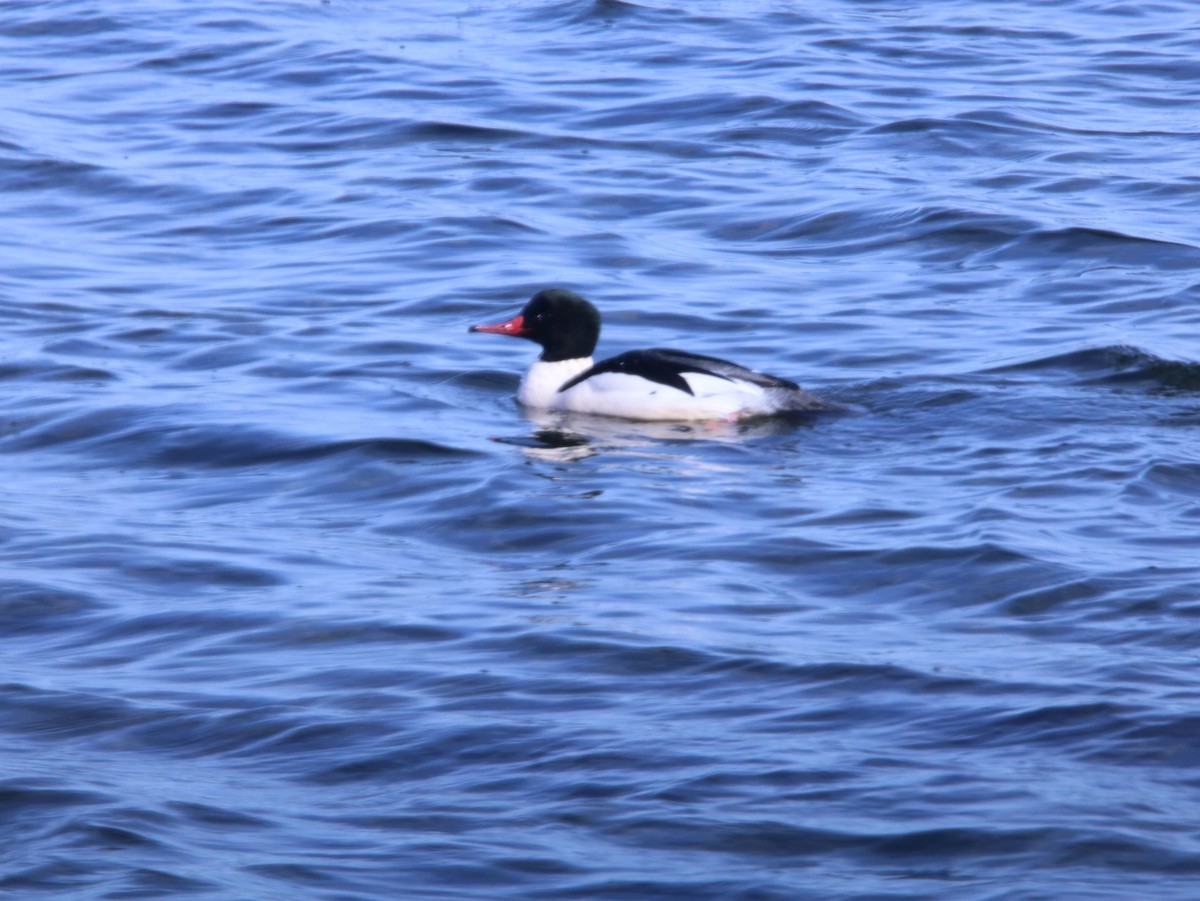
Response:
[518,357,593,408]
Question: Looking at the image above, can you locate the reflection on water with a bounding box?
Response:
[501,407,835,462]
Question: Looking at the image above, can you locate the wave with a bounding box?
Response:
[0,580,104,635]
[0,407,482,468]
[0,360,116,383]
[987,345,1200,391]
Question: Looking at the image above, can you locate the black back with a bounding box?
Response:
[558,348,801,396]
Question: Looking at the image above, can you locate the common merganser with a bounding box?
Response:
[470,289,837,421]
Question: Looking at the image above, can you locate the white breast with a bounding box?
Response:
[517,358,594,409]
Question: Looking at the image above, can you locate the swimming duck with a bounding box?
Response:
[470,289,836,421]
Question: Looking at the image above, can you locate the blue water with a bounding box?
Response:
[3,2,1200,898]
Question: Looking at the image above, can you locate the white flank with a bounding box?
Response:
[518,360,779,421]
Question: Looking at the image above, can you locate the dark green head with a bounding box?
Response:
[470,288,601,361]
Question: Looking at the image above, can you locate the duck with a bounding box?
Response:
[470,289,837,421]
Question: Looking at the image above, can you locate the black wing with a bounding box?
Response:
[645,348,802,391]
[557,348,799,396]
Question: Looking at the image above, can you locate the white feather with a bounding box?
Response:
[517,358,593,409]
[518,359,782,421]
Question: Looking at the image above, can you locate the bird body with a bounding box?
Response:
[471,289,836,422]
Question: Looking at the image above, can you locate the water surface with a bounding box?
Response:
[3,2,1200,899]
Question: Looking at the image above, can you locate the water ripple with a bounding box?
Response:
[3,1,1200,898]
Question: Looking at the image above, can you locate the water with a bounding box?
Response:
[3,1,1200,898]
